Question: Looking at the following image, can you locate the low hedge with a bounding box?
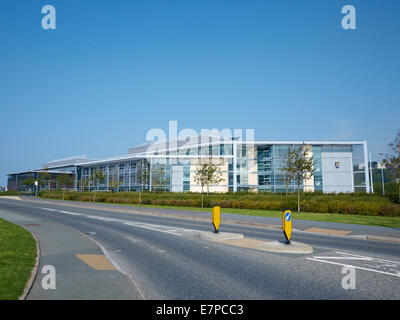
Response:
[0,191,21,196]
[38,190,400,217]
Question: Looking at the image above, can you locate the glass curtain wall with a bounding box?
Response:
[352,144,367,192]
[312,145,323,192]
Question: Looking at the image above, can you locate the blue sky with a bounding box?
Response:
[0,0,399,186]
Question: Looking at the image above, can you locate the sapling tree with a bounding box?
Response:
[281,144,314,213]
[135,160,150,204]
[384,130,400,202]
[193,157,224,208]
[57,173,72,200]
[90,168,106,203]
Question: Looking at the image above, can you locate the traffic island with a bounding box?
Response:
[199,231,313,254]
[255,241,313,254]
[199,231,244,242]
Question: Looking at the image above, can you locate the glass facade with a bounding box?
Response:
[312,145,323,191]
[7,141,370,194]
[257,145,273,192]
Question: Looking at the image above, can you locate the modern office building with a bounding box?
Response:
[7,137,371,193]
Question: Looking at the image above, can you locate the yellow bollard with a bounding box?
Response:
[212,206,221,233]
[282,210,292,244]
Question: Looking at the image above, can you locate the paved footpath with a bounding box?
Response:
[0,209,143,300]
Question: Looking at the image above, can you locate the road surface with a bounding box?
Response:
[0,197,399,300]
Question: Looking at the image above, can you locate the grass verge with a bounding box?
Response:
[126,204,400,229]
[0,219,37,300]
[41,196,400,229]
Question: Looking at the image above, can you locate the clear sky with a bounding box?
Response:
[0,0,399,186]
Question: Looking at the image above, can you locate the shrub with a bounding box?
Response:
[38,190,400,217]
[0,191,21,196]
[141,198,151,205]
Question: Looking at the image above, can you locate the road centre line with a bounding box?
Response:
[40,207,57,212]
[60,210,82,216]
[39,205,195,235]
[40,205,192,236]
[123,222,183,236]
[86,215,120,222]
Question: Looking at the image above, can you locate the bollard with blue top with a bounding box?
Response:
[282,210,292,244]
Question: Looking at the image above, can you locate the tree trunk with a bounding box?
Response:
[297,180,300,214]
[285,180,288,198]
[139,186,142,205]
[201,186,204,208]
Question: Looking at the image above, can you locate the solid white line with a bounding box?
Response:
[335,251,400,265]
[312,256,372,261]
[307,258,400,277]
[86,215,118,222]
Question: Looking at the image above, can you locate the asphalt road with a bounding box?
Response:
[0,198,399,300]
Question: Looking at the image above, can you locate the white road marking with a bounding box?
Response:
[86,215,118,222]
[311,256,372,261]
[307,251,400,278]
[335,251,400,264]
[39,205,196,237]
[123,222,183,236]
[77,230,146,300]
[60,210,82,216]
[40,207,57,212]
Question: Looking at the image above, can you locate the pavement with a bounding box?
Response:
[0,207,143,300]
[0,196,399,300]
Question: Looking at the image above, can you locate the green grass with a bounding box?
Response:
[125,204,400,229]
[39,190,400,228]
[0,219,37,300]
[55,198,399,229]
[39,190,400,216]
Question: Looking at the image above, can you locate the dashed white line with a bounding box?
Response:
[60,210,82,216]
[40,206,195,237]
[123,222,183,236]
[40,207,57,212]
